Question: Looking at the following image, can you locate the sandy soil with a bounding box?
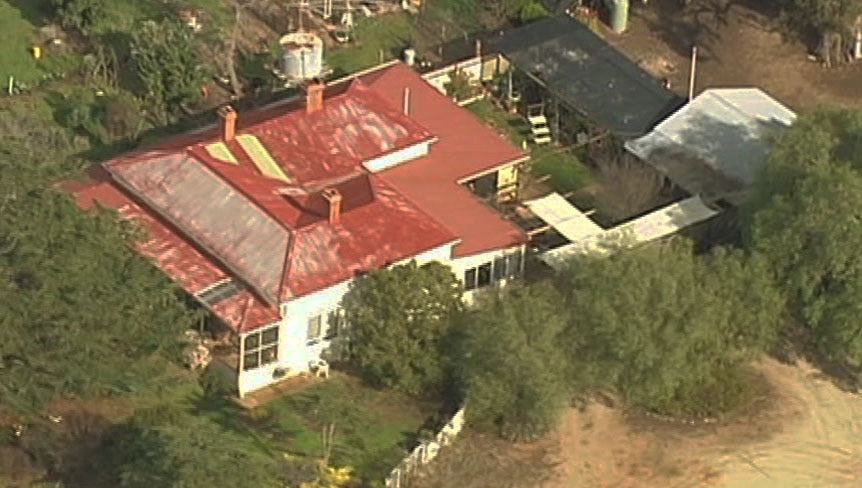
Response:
[413,358,862,488]
[607,0,862,112]
[543,359,862,488]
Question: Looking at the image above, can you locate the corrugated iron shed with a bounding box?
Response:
[626,88,796,203]
[488,15,684,137]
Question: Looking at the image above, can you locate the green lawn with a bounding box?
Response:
[0,2,44,84]
[327,13,415,76]
[467,98,594,193]
[247,374,432,483]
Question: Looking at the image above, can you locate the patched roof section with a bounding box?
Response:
[105,151,289,305]
[252,80,433,186]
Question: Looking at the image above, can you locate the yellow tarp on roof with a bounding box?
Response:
[205,141,238,164]
[236,134,290,182]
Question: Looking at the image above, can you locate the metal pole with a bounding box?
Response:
[688,45,697,101]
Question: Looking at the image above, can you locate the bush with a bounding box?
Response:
[519,1,549,24]
[52,0,109,34]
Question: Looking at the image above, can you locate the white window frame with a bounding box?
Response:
[241,325,279,371]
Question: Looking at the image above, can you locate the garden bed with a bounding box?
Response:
[466,98,593,194]
[246,373,435,484]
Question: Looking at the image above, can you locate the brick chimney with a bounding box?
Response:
[305,78,325,114]
[217,105,236,142]
[322,188,342,225]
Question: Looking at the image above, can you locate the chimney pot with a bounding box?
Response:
[322,188,342,225]
[305,78,325,114]
[217,105,237,142]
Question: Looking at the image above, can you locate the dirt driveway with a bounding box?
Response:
[413,358,862,488]
[608,0,862,112]
[546,359,862,488]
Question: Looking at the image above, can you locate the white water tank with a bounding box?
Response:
[279,32,324,81]
[403,48,416,67]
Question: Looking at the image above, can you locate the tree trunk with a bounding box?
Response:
[226,2,244,98]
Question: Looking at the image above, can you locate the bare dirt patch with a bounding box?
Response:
[415,358,862,488]
[609,0,862,112]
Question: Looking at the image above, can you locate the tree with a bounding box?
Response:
[0,120,197,413]
[780,0,862,65]
[558,239,783,417]
[130,18,208,123]
[455,282,570,441]
[745,108,862,365]
[342,261,463,395]
[104,409,279,488]
[593,152,665,224]
[52,0,109,35]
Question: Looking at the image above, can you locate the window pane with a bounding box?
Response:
[307,315,322,341]
[325,310,341,338]
[261,327,279,345]
[477,263,492,287]
[260,345,278,365]
[244,333,260,351]
[507,251,522,278]
[493,257,507,281]
[243,351,260,371]
[464,268,477,291]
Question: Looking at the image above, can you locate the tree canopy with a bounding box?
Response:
[745,108,862,365]
[557,239,783,416]
[455,282,570,441]
[105,408,279,488]
[342,261,463,395]
[0,110,197,414]
[131,18,208,123]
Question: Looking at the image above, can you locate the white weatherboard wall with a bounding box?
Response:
[237,242,456,397]
[421,55,501,95]
[363,141,432,173]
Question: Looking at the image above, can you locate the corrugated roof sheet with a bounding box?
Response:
[363,63,529,257]
[524,193,603,241]
[542,195,719,266]
[488,15,684,137]
[106,151,290,305]
[626,88,796,202]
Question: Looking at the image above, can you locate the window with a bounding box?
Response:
[307,314,323,344]
[325,309,344,339]
[507,250,523,279]
[493,256,508,281]
[477,263,492,288]
[464,268,478,291]
[242,325,279,371]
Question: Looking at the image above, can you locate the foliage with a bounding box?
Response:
[745,108,862,366]
[779,0,861,35]
[263,375,429,483]
[130,18,208,123]
[0,109,197,414]
[444,68,478,101]
[102,90,144,143]
[455,282,570,441]
[557,239,784,417]
[342,261,463,395]
[104,409,280,488]
[52,0,109,35]
[518,1,550,24]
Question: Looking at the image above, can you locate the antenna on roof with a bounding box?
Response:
[298,0,308,32]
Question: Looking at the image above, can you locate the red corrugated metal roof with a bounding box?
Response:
[360,63,529,256]
[65,62,528,332]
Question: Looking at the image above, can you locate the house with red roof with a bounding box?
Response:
[68,61,528,397]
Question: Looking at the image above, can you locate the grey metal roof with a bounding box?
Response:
[625,88,796,203]
[108,151,290,305]
[488,15,685,137]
